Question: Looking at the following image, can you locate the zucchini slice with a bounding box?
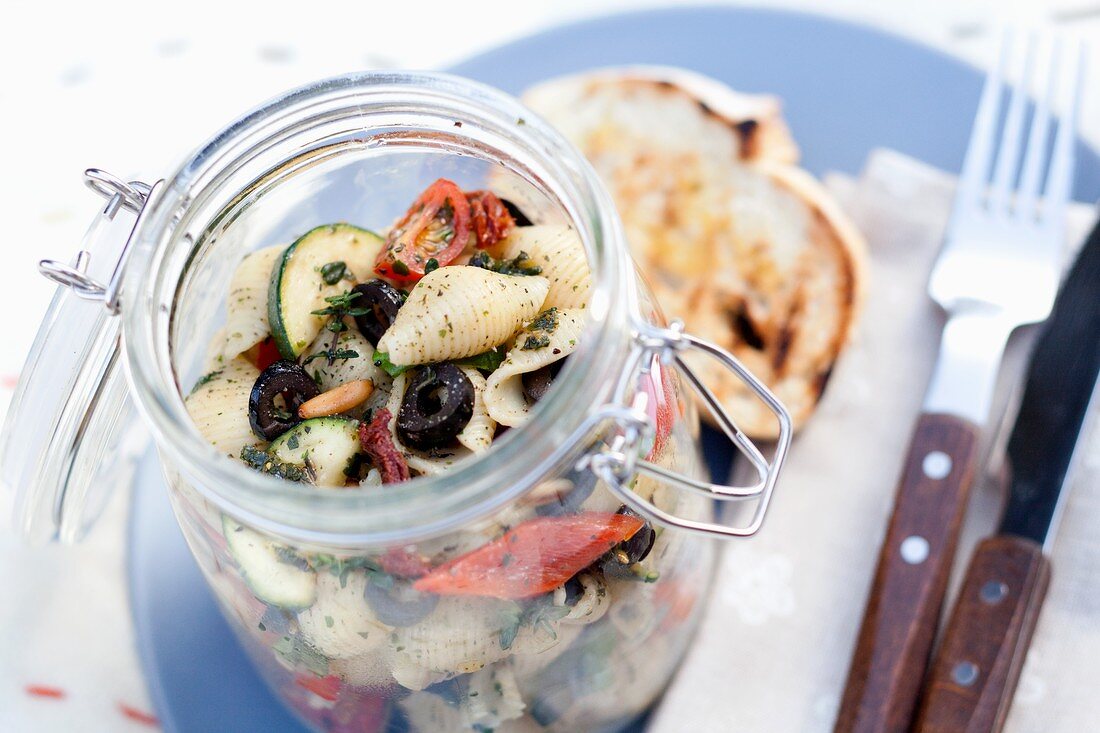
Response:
[222,515,317,609]
[269,417,361,487]
[268,223,385,359]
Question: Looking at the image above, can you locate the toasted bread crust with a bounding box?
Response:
[523,68,866,438]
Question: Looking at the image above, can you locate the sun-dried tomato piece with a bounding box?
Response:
[358,409,410,483]
[466,190,516,251]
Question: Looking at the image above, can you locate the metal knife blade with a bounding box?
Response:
[1000,218,1100,547]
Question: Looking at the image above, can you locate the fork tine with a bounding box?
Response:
[989,32,1036,214]
[1017,36,1061,219]
[956,29,1012,212]
[1041,40,1087,225]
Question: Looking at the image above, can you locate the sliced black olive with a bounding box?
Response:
[396,364,474,450]
[562,575,586,606]
[616,505,656,563]
[351,279,406,344]
[248,360,320,441]
[535,462,598,517]
[363,576,439,627]
[521,357,567,404]
[500,198,533,227]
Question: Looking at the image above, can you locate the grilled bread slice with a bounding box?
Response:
[522,68,866,438]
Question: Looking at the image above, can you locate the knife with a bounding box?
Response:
[911,220,1100,733]
[833,35,1085,733]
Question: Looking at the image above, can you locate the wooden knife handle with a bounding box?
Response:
[913,536,1051,733]
[834,412,980,733]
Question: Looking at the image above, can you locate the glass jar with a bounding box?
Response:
[3,72,790,733]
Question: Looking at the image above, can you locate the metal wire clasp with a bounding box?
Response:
[592,318,793,538]
[38,169,161,315]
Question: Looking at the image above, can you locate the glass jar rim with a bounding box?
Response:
[121,71,637,547]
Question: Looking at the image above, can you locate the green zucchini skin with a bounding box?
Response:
[268,417,361,487]
[222,515,317,610]
[268,223,385,359]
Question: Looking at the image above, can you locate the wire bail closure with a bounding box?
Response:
[592,318,793,538]
[38,169,160,315]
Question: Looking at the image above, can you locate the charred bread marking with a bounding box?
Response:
[523,69,866,438]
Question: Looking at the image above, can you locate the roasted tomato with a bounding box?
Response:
[413,513,644,599]
[466,190,516,251]
[374,178,471,282]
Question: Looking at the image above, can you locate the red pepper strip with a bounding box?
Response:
[379,548,432,578]
[466,190,516,251]
[640,354,677,461]
[295,674,343,702]
[252,337,282,372]
[358,409,410,484]
[413,513,644,599]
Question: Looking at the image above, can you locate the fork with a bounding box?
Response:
[833,32,1084,733]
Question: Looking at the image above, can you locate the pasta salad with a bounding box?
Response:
[183,179,699,732]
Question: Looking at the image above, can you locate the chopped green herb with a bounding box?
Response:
[303,348,360,365]
[455,347,507,372]
[526,307,559,333]
[468,250,543,276]
[190,369,223,393]
[272,635,329,676]
[520,335,551,351]
[319,260,348,285]
[392,260,410,277]
[372,351,412,377]
[497,595,570,650]
[240,445,306,482]
[424,258,440,274]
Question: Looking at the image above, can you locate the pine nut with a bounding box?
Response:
[298,380,374,418]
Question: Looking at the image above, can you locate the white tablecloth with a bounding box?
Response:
[1,2,1098,730]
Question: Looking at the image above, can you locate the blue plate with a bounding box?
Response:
[129,7,1100,733]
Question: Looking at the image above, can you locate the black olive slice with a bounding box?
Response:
[500,198,533,227]
[248,360,321,441]
[616,505,656,563]
[351,279,406,344]
[562,575,585,606]
[535,463,598,517]
[521,357,567,404]
[396,364,474,450]
[363,577,439,627]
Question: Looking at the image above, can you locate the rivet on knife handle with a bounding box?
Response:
[833,412,980,733]
[913,536,1051,733]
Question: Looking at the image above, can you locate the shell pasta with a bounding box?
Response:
[499,225,592,309]
[220,245,283,361]
[376,266,549,366]
[183,179,691,733]
[484,308,586,426]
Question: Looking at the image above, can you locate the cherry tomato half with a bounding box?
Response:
[374,178,471,282]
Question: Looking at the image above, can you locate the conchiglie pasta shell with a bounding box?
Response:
[456,366,496,454]
[184,357,260,458]
[300,327,393,415]
[500,225,591,309]
[297,571,391,659]
[376,267,549,366]
[484,309,585,427]
[221,245,283,360]
[393,596,514,675]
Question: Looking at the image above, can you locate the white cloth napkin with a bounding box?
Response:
[649,149,1099,733]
